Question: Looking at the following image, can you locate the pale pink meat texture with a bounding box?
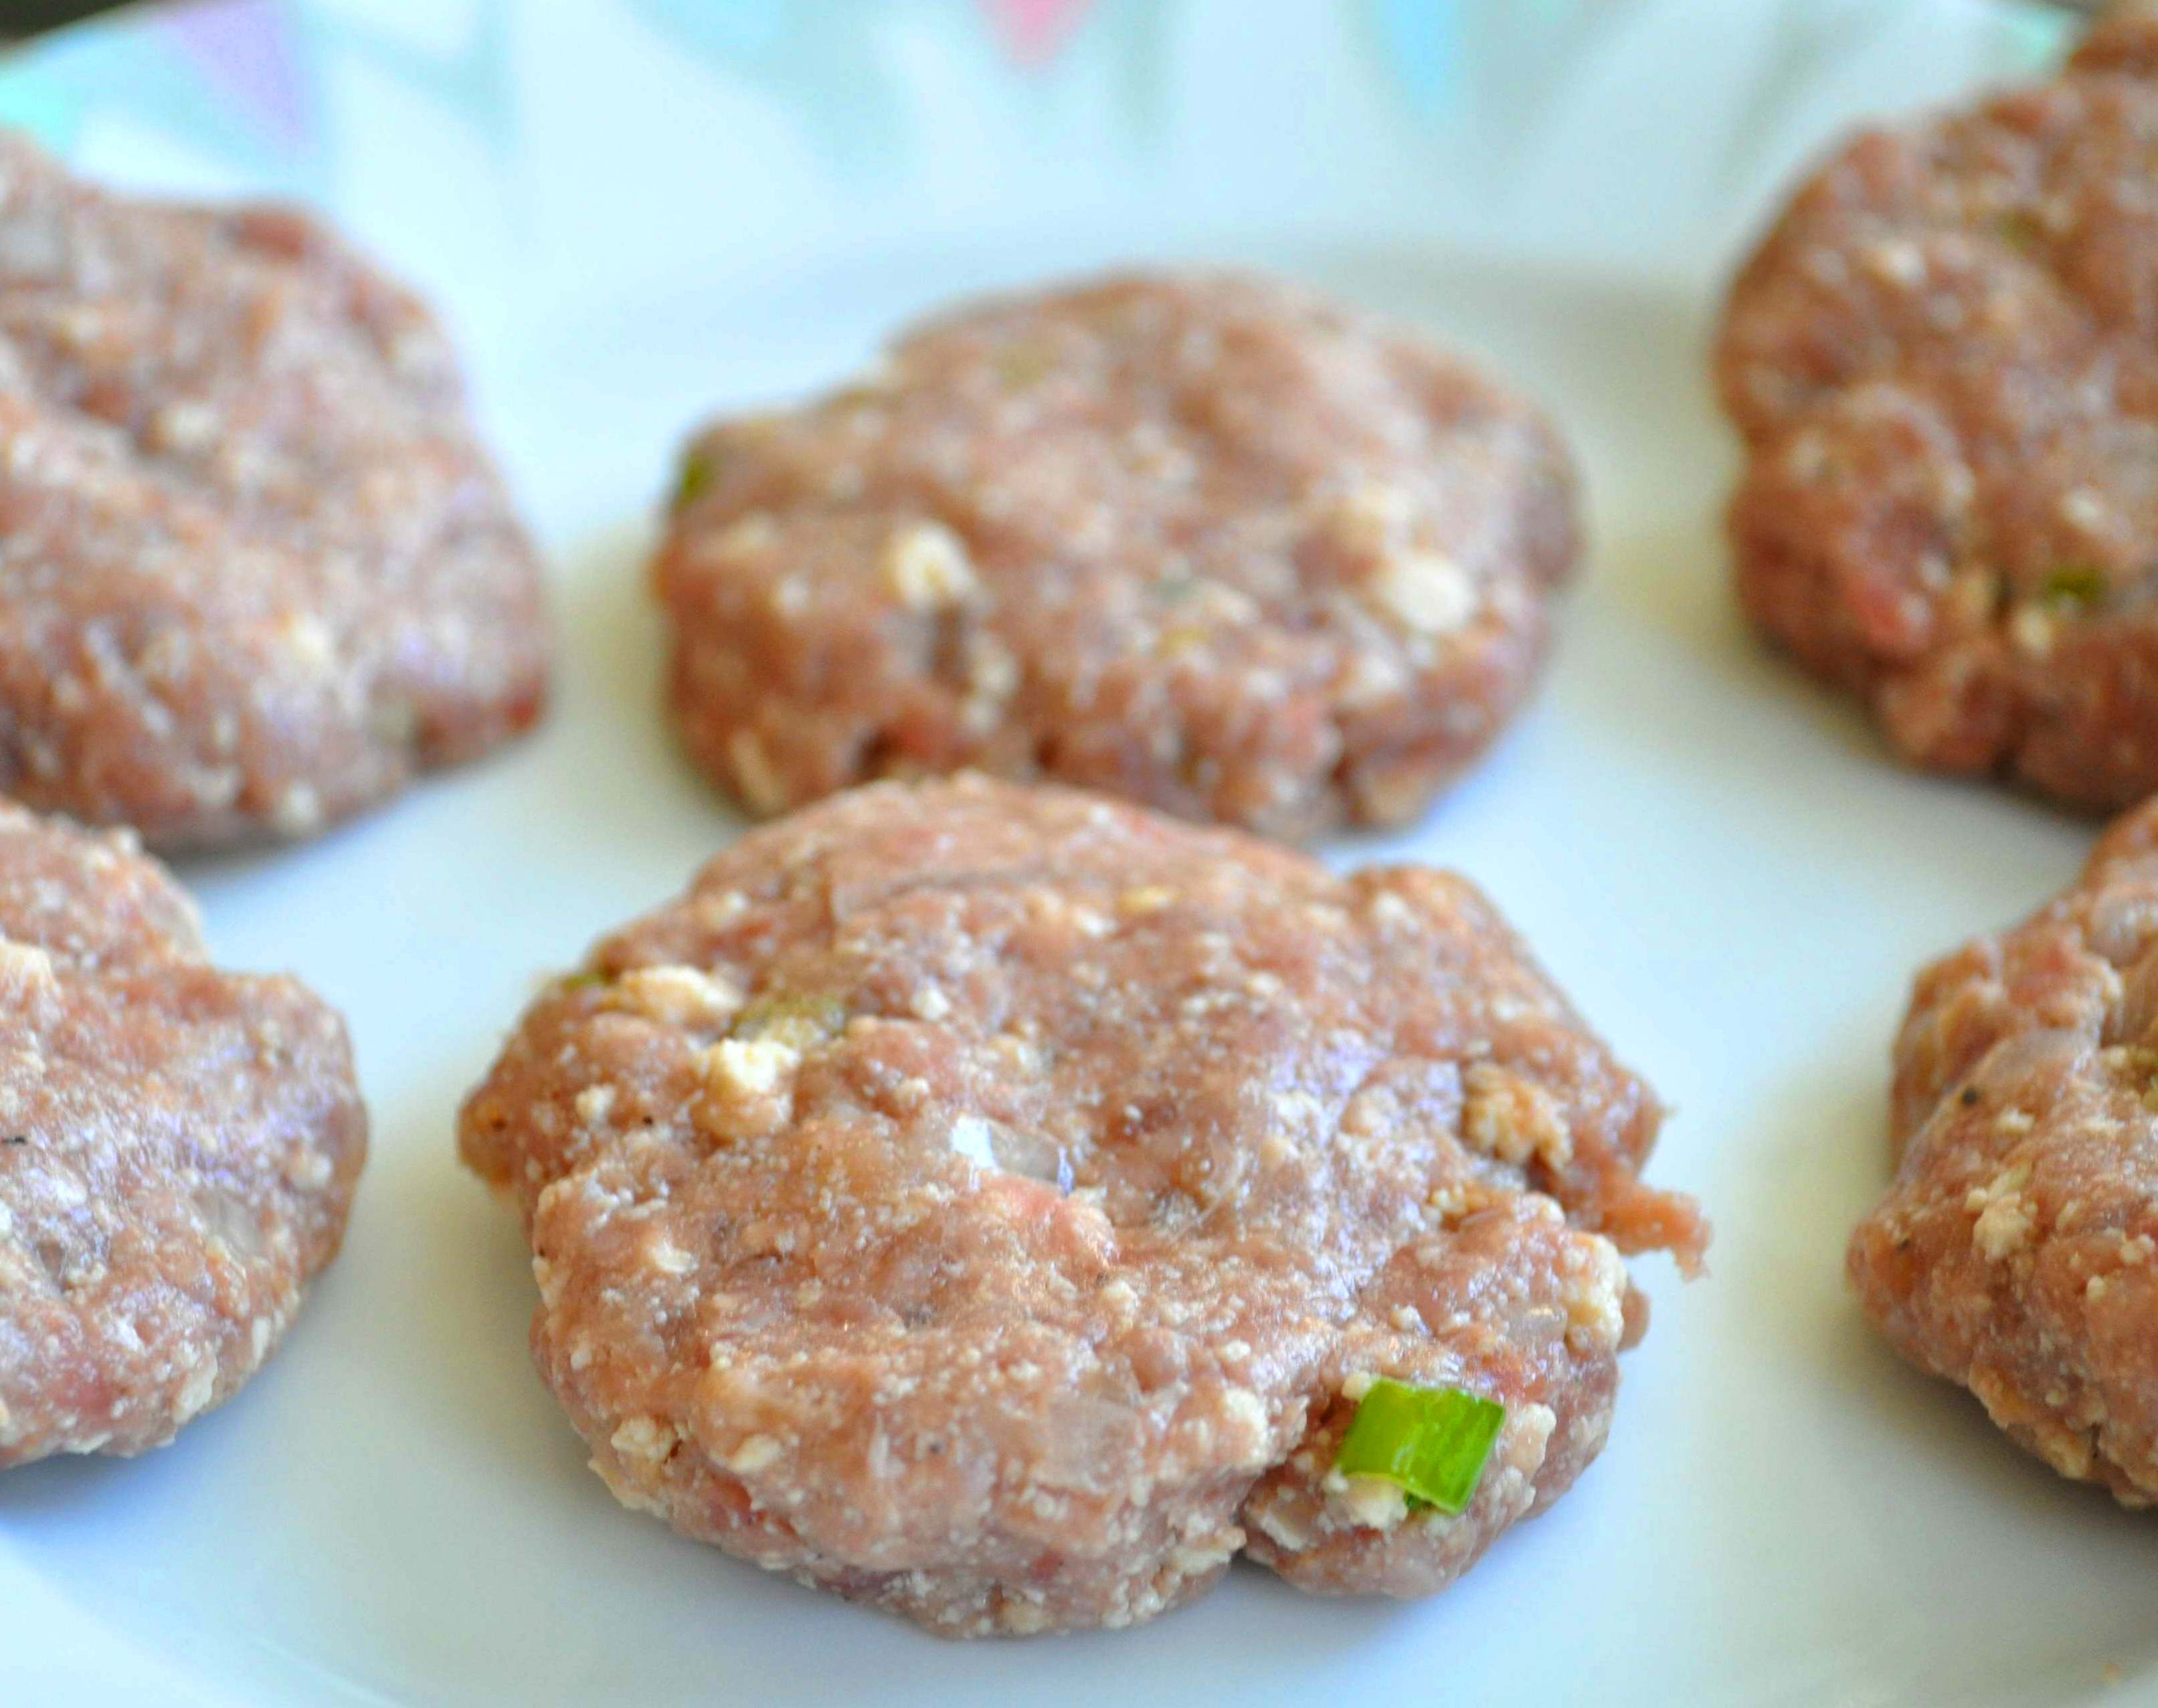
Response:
[653,271,1579,841]
[2072,5,2158,81]
[0,134,549,849]
[1852,797,2158,1506]
[460,776,1704,1635]
[1716,29,2158,810]
[0,804,365,1466]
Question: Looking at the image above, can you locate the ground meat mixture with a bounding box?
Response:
[0,134,549,849]
[460,776,1704,1635]
[1716,21,2158,811]
[2070,3,2158,82]
[1851,797,2158,1507]
[0,804,364,1466]
[653,271,1579,841]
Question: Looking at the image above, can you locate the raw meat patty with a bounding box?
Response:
[0,133,549,849]
[1716,20,2158,811]
[0,804,365,1466]
[653,270,1579,840]
[1851,796,2158,1507]
[460,775,1704,1635]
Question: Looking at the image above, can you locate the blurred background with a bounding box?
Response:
[1,1,119,33]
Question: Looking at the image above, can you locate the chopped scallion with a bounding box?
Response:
[1334,1379,1505,1515]
[1994,209,2044,253]
[994,343,1054,390]
[729,991,848,1049]
[672,447,718,510]
[2041,563,2108,607]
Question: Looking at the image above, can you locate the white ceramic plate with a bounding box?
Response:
[1,1,2151,1703]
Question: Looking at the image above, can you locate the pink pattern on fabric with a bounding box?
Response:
[978,0,1098,68]
[156,0,314,150]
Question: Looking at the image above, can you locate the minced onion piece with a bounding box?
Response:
[1334,1379,1506,1515]
[672,447,717,510]
[2041,563,2108,607]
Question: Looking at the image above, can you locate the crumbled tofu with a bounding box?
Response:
[611,1414,678,1464]
[277,613,337,674]
[1219,1387,1271,1466]
[574,1084,618,1125]
[882,521,977,610]
[2009,604,2057,658]
[0,940,54,987]
[909,985,952,1022]
[613,965,743,1028]
[1462,1062,1575,1170]
[646,1235,695,1276]
[1862,238,1926,285]
[2060,486,2109,532]
[272,784,323,837]
[1564,1237,1628,1354]
[151,400,219,453]
[1329,1471,1410,1531]
[726,1432,783,1475]
[948,1115,998,1171]
[1373,551,1478,636]
[726,731,789,816]
[704,1036,799,1100]
[703,512,779,563]
[1967,1161,2037,1260]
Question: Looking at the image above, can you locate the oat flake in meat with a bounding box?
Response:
[1716,17,2158,811]
[654,270,1579,840]
[460,776,1705,1635]
[0,134,549,849]
[0,804,365,1466]
[1851,797,2158,1507]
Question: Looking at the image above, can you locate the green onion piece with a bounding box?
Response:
[729,991,847,1049]
[1334,1379,1506,1515]
[1995,209,2044,252]
[2042,563,2108,607]
[672,447,717,510]
[994,343,1054,390]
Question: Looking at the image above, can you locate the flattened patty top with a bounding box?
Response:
[0,804,366,1466]
[1718,24,2158,809]
[656,271,1578,841]
[1852,795,2158,1507]
[461,777,1704,1634]
[0,134,549,848]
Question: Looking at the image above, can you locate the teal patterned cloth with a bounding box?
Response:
[0,0,2072,199]
[0,1,2084,358]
